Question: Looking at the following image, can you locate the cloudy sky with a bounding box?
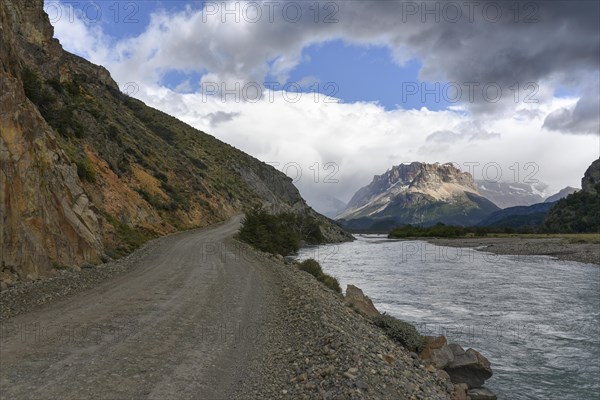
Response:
[46,0,600,210]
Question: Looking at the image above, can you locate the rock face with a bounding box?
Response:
[445,344,493,389]
[0,0,350,282]
[344,284,380,317]
[451,383,469,400]
[1,0,103,279]
[336,162,499,230]
[581,158,600,195]
[419,336,454,369]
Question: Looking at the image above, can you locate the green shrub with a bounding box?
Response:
[107,123,120,140]
[388,222,540,238]
[297,259,342,294]
[22,67,42,103]
[298,259,323,276]
[372,313,424,352]
[238,208,326,256]
[320,274,342,293]
[162,183,191,211]
[76,157,96,182]
[22,67,56,112]
[238,209,299,255]
[104,213,151,257]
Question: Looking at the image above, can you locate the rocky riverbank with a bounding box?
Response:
[426,237,600,265]
[229,248,497,399]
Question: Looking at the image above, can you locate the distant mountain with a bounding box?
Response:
[545,187,579,203]
[475,180,549,209]
[478,202,555,228]
[336,162,499,230]
[544,159,600,233]
[303,193,347,219]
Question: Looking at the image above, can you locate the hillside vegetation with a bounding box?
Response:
[543,159,599,233]
[543,183,600,233]
[0,0,349,283]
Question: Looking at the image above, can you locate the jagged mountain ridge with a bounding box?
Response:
[477,159,600,232]
[336,162,499,230]
[475,180,550,209]
[0,0,349,282]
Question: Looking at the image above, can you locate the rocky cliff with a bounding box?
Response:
[336,162,499,230]
[0,0,349,284]
[581,158,600,195]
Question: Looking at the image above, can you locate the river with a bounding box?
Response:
[296,235,600,400]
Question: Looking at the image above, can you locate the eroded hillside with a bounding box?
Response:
[0,0,349,283]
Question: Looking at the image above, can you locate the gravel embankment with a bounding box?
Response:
[427,237,600,265]
[0,236,167,321]
[231,247,453,400]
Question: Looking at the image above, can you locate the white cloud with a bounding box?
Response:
[135,85,599,204]
[47,0,600,209]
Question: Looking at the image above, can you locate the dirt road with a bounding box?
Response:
[0,216,273,399]
[0,216,455,400]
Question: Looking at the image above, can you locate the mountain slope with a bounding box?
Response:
[544,159,600,233]
[303,192,347,218]
[0,0,349,283]
[336,162,499,230]
[477,202,556,229]
[545,187,579,203]
[475,180,549,209]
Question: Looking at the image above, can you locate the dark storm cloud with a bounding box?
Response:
[206,111,241,127]
[543,88,600,135]
[130,1,598,112]
[407,0,600,86]
[103,0,598,120]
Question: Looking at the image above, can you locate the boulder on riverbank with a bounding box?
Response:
[420,336,496,398]
[420,335,455,369]
[344,284,380,317]
[445,344,493,388]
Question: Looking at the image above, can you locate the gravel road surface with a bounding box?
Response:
[1,216,453,400]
